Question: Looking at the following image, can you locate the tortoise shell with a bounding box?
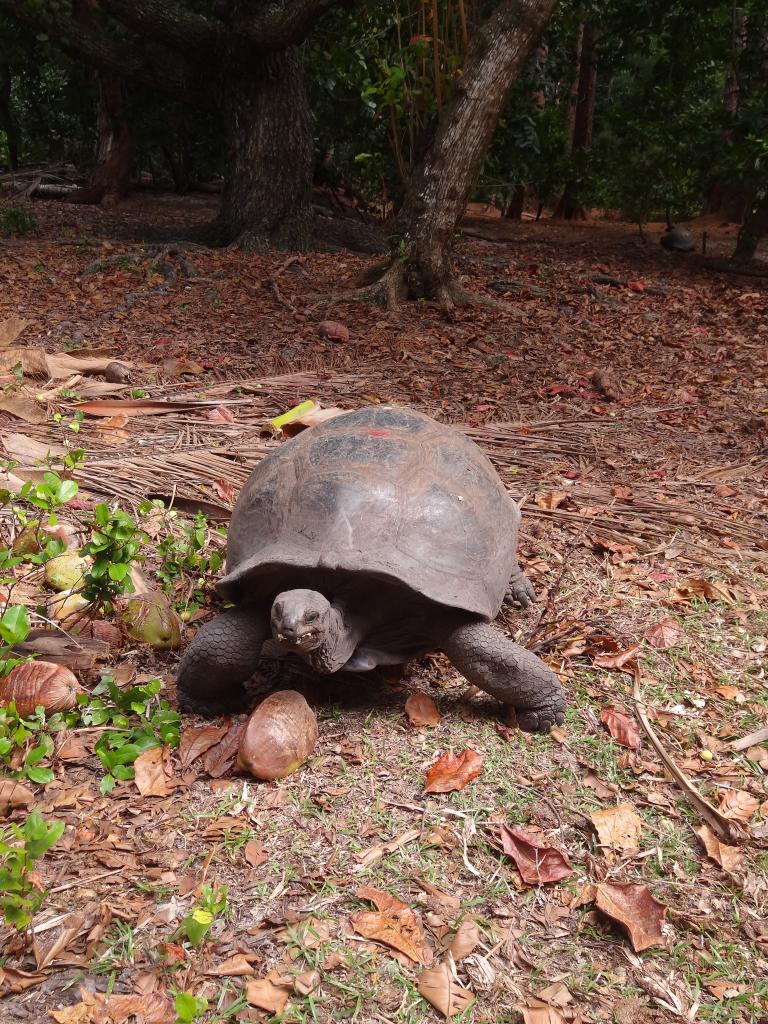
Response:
[218,406,518,620]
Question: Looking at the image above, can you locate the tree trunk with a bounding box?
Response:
[0,63,19,170]
[504,184,525,219]
[553,22,597,220]
[217,48,313,251]
[704,8,748,222]
[72,72,134,204]
[733,191,768,263]
[372,0,560,306]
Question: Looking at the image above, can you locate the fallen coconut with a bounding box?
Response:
[48,590,92,624]
[44,553,90,592]
[237,690,318,781]
[0,661,84,718]
[119,590,182,650]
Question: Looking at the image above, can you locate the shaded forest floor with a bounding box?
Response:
[0,195,767,1024]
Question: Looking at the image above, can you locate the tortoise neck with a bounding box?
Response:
[306,603,360,674]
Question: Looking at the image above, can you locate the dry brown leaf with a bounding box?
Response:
[33,913,85,971]
[521,1003,565,1024]
[45,353,132,380]
[644,617,682,649]
[0,966,46,995]
[351,886,432,963]
[293,970,321,995]
[713,685,744,702]
[449,917,480,960]
[246,971,293,1013]
[244,840,268,868]
[0,778,34,815]
[160,357,205,377]
[583,772,617,800]
[594,881,667,951]
[73,398,207,417]
[48,1005,92,1024]
[405,692,441,727]
[204,404,235,423]
[669,578,734,605]
[719,789,759,821]
[498,826,573,885]
[746,745,768,770]
[695,824,743,873]
[59,987,175,1024]
[202,721,245,778]
[593,642,641,672]
[0,345,48,376]
[133,746,172,797]
[600,706,642,749]
[178,723,230,767]
[316,320,350,342]
[590,803,643,851]
[0,317,30,348]
[0,391,46,423]
[535,491,568,510]
[424,749,483,793]
[418,961,475,1018]
[355,828,420,868]
[1,431,65,462]
[205,954,257,977]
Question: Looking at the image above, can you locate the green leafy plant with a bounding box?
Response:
[149,507,223,610]
[19,472,78,517]
[174,883,229,947]
[80,504,144,606]
[174,992,209,1023]
[80,675,180,793]
[0,604,31,677]
[1,202,36,237]
[0,811,64,928]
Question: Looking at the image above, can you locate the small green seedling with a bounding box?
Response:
[174,992,208,1022]
[0,811,64,928]
[175,884,229,947]
[80,675,179,793]
[80,504,144,606]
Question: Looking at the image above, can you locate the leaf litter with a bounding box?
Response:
[0,204,767,1023]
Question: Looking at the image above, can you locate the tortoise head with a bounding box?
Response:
[271,590,331,653]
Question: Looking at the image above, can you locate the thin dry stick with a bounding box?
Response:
[631,667,744,844]
[731,725,768,752]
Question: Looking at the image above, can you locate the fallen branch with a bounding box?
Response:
[632,667,745,844]
[730,725,768,752]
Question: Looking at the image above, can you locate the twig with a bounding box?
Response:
[631,667,745,844]
[730,725,768,752]
[49,868,125,893]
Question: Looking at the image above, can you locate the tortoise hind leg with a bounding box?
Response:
[177,605,268,716]
[441,621,565,733]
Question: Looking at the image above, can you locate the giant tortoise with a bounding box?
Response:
[177,406,566,733]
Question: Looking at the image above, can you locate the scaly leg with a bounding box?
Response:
[442,620,565,733]
[176,605,268,716]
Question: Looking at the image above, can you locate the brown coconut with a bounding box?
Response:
[237,690,318,781]
[0,661,83,718]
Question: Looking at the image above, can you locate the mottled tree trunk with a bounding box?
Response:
[72,72,134,204]
[0,63,19,170]
[553,22,597,220]
[373,0,560,307]
[218,48,313,250]
[733,191,768,263]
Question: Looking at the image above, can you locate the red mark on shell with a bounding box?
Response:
[368,429,391,437]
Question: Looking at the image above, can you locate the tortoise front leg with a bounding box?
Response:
[177,605,269,716]
[441,621,565,733]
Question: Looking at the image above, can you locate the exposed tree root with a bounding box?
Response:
[321,260,510,315]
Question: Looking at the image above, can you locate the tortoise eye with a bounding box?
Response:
[306,611,319,623]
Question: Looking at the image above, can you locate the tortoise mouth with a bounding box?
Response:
[274,628,322,652]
